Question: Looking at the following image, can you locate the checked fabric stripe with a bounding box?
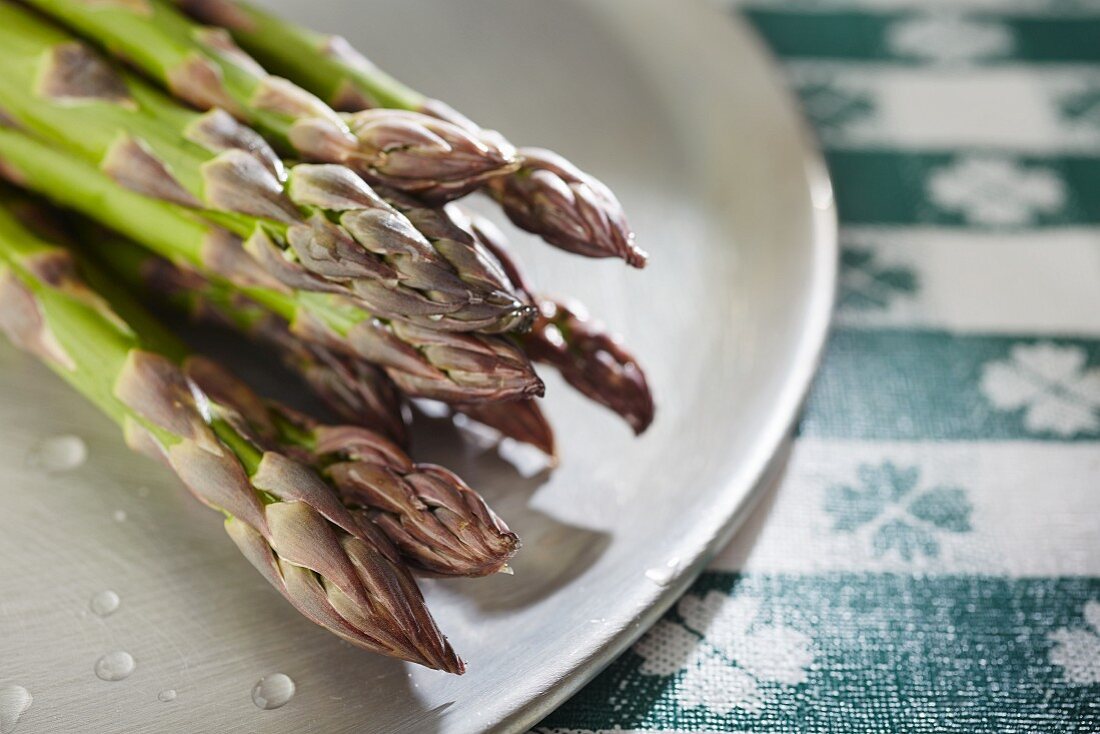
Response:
[535,1,1100,732]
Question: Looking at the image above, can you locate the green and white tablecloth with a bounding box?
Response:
[536,1,1100,731]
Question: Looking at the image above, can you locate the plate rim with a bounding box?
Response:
[497,5,839,732]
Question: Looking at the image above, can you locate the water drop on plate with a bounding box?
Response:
[0,686,32,734]
[89,590,120,617]
[25,435,86,473]
[644,557,682,587]
[94,651,135,682]
[251,673,295,710]
[112,510,127,523]
[157,689,177,702]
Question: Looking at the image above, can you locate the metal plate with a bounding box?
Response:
[0,1,836,731]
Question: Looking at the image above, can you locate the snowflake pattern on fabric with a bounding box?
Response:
[838,247,918,312]
[1049,600,1100,685]
[634,592,814,715]
[926,155,1066,226]
[981,343,1100,436]
[886,15,1014,62]
[824,462,972,561]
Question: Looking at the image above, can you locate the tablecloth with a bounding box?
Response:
[535,1,1100,731]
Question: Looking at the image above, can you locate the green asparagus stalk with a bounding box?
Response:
[172,0,648,267]
[0,196,463,672]
[20,0,518,200]
[96,231,559,455]
[460,212,655,434]
[182,361,519,577]
[145,256,557,457]
[0,1,532,333]
[96,234,411,445]
[0,123,544,403]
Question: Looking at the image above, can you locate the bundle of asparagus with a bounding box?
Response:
[0,0,653,671]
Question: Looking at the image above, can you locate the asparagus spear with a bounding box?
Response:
[99,234,411,445]
[172,0,648,267]
[0,123,544,403]
[460,212,655,434]
[181,361,519,577]
[20,0,518,200]
[483,147,646,267]
[335,191,649,434]
[0,2,532,333]
[379,188,516,302]
[0,197,463,672]
[96,230,559,456]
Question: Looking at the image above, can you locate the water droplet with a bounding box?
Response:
[94,651,135,681]
[25,435,86,473]
[112,510,127,523]
[89,590,120,617]
[251,673,295,710]
[0,686,32,734]
[157,689,177,702]
[645,557,682,587]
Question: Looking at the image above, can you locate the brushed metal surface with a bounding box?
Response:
[0,1,836,732]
